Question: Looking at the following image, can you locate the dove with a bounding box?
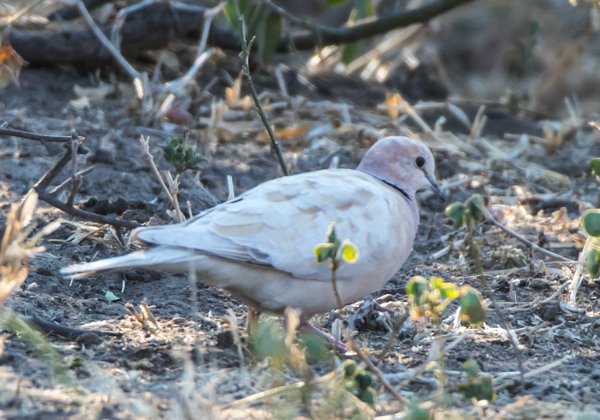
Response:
[62,135,443,317]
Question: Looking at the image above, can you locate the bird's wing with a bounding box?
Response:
[134,169,409,281]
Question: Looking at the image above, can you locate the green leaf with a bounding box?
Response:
[314,242,336,263]
[341,42,361,65]
[326,222,338,244]
[586,247,600,277]
[406,276,428,307]
[430,277,460,300]
[105,290,121,303]
[590,158,600,177]
[356,387,376,406]
[581,209,600,238]
[465,194,485,223]
[406,400,432,420]
[223,0,240,27]
[354,0,375,17]
[459,375,495,401]
[445,202,465,228]
[224,0,253,29]
[342,360,358,379]
[256,11,283,64]
[163,138,205,174]
[340,240,359,264]
[355,372,373,390]
[299,330,330,363]
[250,318,289,362]
[463,359,481,377]
[326,0,350,5]
[460,288,486,325]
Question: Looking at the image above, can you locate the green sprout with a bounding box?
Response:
[314,222,359,309]
[569,160,600,303]
[577,161,600,280]
[339,360,377,406]
[458,359,495,402]
[406,276,485,326]
[445,194,485,229]
[405,400,432,420]
[578,209,600,278]
[163,138,205,175]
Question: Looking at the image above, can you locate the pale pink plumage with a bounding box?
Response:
[62,136,440,315]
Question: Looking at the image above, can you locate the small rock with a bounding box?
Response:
[528,278,550,290]
[35,266,53,276]
[216,330,235,348]
[76,332,103,347]
[538,300,561,321]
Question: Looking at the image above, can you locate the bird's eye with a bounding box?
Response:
[415,156,425,168]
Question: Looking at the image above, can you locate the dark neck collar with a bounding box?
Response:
[363,172,411,200]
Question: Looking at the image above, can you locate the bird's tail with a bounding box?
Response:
[60,247,196,278]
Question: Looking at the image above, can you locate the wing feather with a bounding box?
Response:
[134,169,417,281]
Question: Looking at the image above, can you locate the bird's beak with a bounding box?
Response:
[424,171,446,201]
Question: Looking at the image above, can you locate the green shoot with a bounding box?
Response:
[458,359,495,402]
[314,222,359,309]
[406,276,485,326]
[163,138,205,175]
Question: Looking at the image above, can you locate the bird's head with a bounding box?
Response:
[357,136,443,198]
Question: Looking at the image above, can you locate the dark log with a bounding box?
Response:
[9,2,209,65]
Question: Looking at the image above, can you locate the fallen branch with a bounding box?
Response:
[9,0,475,64]
[8,2,225,65]
[0,124,76,143]
[25,315,122,339]
[29,138,142,230]
[35,187,141,229]
[277,0,476,51]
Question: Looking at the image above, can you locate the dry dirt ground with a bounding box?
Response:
[1,60,600,419]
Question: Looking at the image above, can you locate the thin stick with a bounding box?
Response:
[4,0,44,26]
[50,166,95,195]
[138,135,185,222]
[75,0,141,79]
[485,210,573,262]
[0,126,75,143]
[239,19,289,176]
[223,371,336,409]
[494,355,571,391]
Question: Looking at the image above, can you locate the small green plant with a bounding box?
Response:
[458,359,495,402]
[340,360,376,406]
[570,159,600,303]
[163,138,205,175]
[314,222,359,308]
[445,194,487,273]
[406,275,485,399]
[445,194,485,230]
[405,400,432,420]
[581,159,600,278]
[406,276,485,326]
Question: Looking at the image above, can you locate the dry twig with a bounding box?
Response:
[0,124,76,143]
[240,19,289,176]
